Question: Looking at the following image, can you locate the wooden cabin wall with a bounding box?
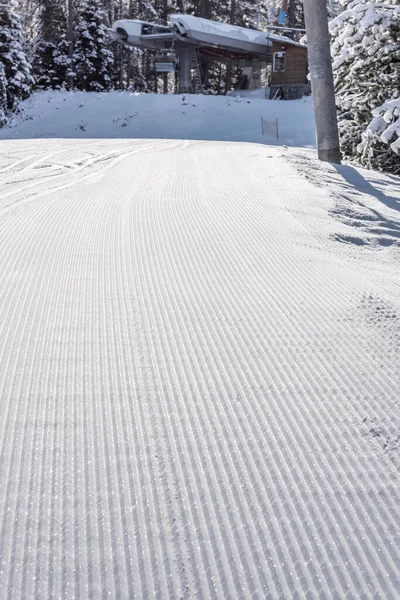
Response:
[270,43,308,87]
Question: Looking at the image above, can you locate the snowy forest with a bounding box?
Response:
[0,0,399,172]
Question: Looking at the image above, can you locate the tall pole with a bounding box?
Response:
[303,0,341,163]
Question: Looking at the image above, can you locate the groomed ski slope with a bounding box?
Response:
[0,96,400,598]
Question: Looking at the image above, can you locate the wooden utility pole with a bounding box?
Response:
[303,0,341,163]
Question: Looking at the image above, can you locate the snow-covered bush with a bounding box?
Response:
[329,0,400,173]
[73,0,114,92]
[0,0,33,112]
[358,98,400,173]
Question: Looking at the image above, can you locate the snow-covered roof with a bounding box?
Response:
[170,14,306,49]
[266,31,306,48]
[170,14,270,45]
[111,13,306,57]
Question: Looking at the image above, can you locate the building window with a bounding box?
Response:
[273,52,286,72]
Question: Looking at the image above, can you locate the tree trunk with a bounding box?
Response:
[67,0,74,88]
[287,0,297,38]
[225,0,236,92]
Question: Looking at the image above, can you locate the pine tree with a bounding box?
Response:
[73,0,114,92]
[232,0,261,27]
[32,0,69,89]
[0,0,33,110]
[286,0,304,31]
[329,0,400,173]
[183,0,230,20]
[139,0,160,21]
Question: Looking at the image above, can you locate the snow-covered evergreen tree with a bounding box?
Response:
[0,0,33,110]
[232,0,261,27]
[139,0,160,22]
[73,0,114,92]
[329,0,400,172]
[32,0,69,89]
[286,0,304,30]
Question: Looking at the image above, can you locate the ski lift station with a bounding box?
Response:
[111,14,308,99]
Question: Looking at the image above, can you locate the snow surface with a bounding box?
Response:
[0,92,399,599]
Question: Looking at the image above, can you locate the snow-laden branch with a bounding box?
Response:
[359,98,400,156]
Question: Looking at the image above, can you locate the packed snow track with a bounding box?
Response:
[0,138,399,599]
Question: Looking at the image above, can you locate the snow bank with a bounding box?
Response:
[0,90,316,148]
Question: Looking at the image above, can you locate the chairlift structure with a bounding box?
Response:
[111,14,307,96]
